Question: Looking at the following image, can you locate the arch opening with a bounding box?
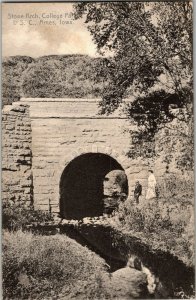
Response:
[60,153,128,220]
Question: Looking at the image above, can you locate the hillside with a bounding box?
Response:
[3,230,111,299]
[2,56,35,106]
[2,55,107,107]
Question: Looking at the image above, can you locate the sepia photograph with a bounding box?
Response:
[2,1,194,299]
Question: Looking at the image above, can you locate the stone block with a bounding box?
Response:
[12,186,24,193]
[6,125,15,130]
[19,165,31,173]
[21,180,32,187]
[11,106,26,113]
[34,203,49,210]
[2,165,19,171]
[18,149,31,156]
[20,194,32,202]
[24,188,31,194]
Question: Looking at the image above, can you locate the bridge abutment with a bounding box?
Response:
[2,98,150,216]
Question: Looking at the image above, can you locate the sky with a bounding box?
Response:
[2,3,98,58]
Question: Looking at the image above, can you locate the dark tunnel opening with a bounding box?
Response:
[59,153,128,220]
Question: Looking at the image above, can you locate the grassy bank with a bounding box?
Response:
[112,172,194,268]
[3,230,111,300]
[114,196,194,268]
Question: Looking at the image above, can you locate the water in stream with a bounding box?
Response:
[32,218,195,299]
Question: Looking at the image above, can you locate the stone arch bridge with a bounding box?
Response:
[2,98,150,219]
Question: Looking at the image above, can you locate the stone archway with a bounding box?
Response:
[59,153,128,219]
[2,98,150,214]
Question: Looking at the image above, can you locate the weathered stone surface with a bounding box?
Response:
[2,104,33,205]
[18,98,149,212]
[3,98,188,217]
[2,98,150,215]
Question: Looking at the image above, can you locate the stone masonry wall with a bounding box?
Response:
[2,98,159,216]
[2,103,33,205]
[19,98,150,214]
[2,99,193,217]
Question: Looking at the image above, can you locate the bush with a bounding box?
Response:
[2,56,35,107]
[115,197,194,267]
[156,173,194,203]
[2,55,108,107]
[21,55,106,99]
[2,200,53,231]
[3,230,110,299]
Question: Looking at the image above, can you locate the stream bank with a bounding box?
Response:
[28,218,195,299]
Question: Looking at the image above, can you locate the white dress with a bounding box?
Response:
[146,174,156,200]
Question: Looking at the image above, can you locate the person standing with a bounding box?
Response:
[146,170,157,200]
[134,181,142,204]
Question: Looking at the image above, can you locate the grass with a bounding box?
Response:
[112,172,195,268]
[3,230,111,300]
[2,173,194,299]
[114,195,194,268]
[2,200,54,231]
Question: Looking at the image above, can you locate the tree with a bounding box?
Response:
[21,55,107,98]
[74,2,193,167]
[74,2,193,119]
[2,56,34,106]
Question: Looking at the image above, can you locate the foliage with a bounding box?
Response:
[74,2,193,144]
[114,173,194,267]
[3,230,110,299]
[156,173,194,201]
[154,107,194,171]
[2,55,107,107]
[74,1,192,102]
[125,88,194,175]
[127,88,190,138]
[22,55,106,99]
[2,56,35,107]
[2,199,53,231]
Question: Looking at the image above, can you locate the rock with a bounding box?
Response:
[110,267,149,299]
[83,217,90,224]
[18,272,30,287]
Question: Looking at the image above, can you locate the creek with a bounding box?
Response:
[31,218,194,299]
